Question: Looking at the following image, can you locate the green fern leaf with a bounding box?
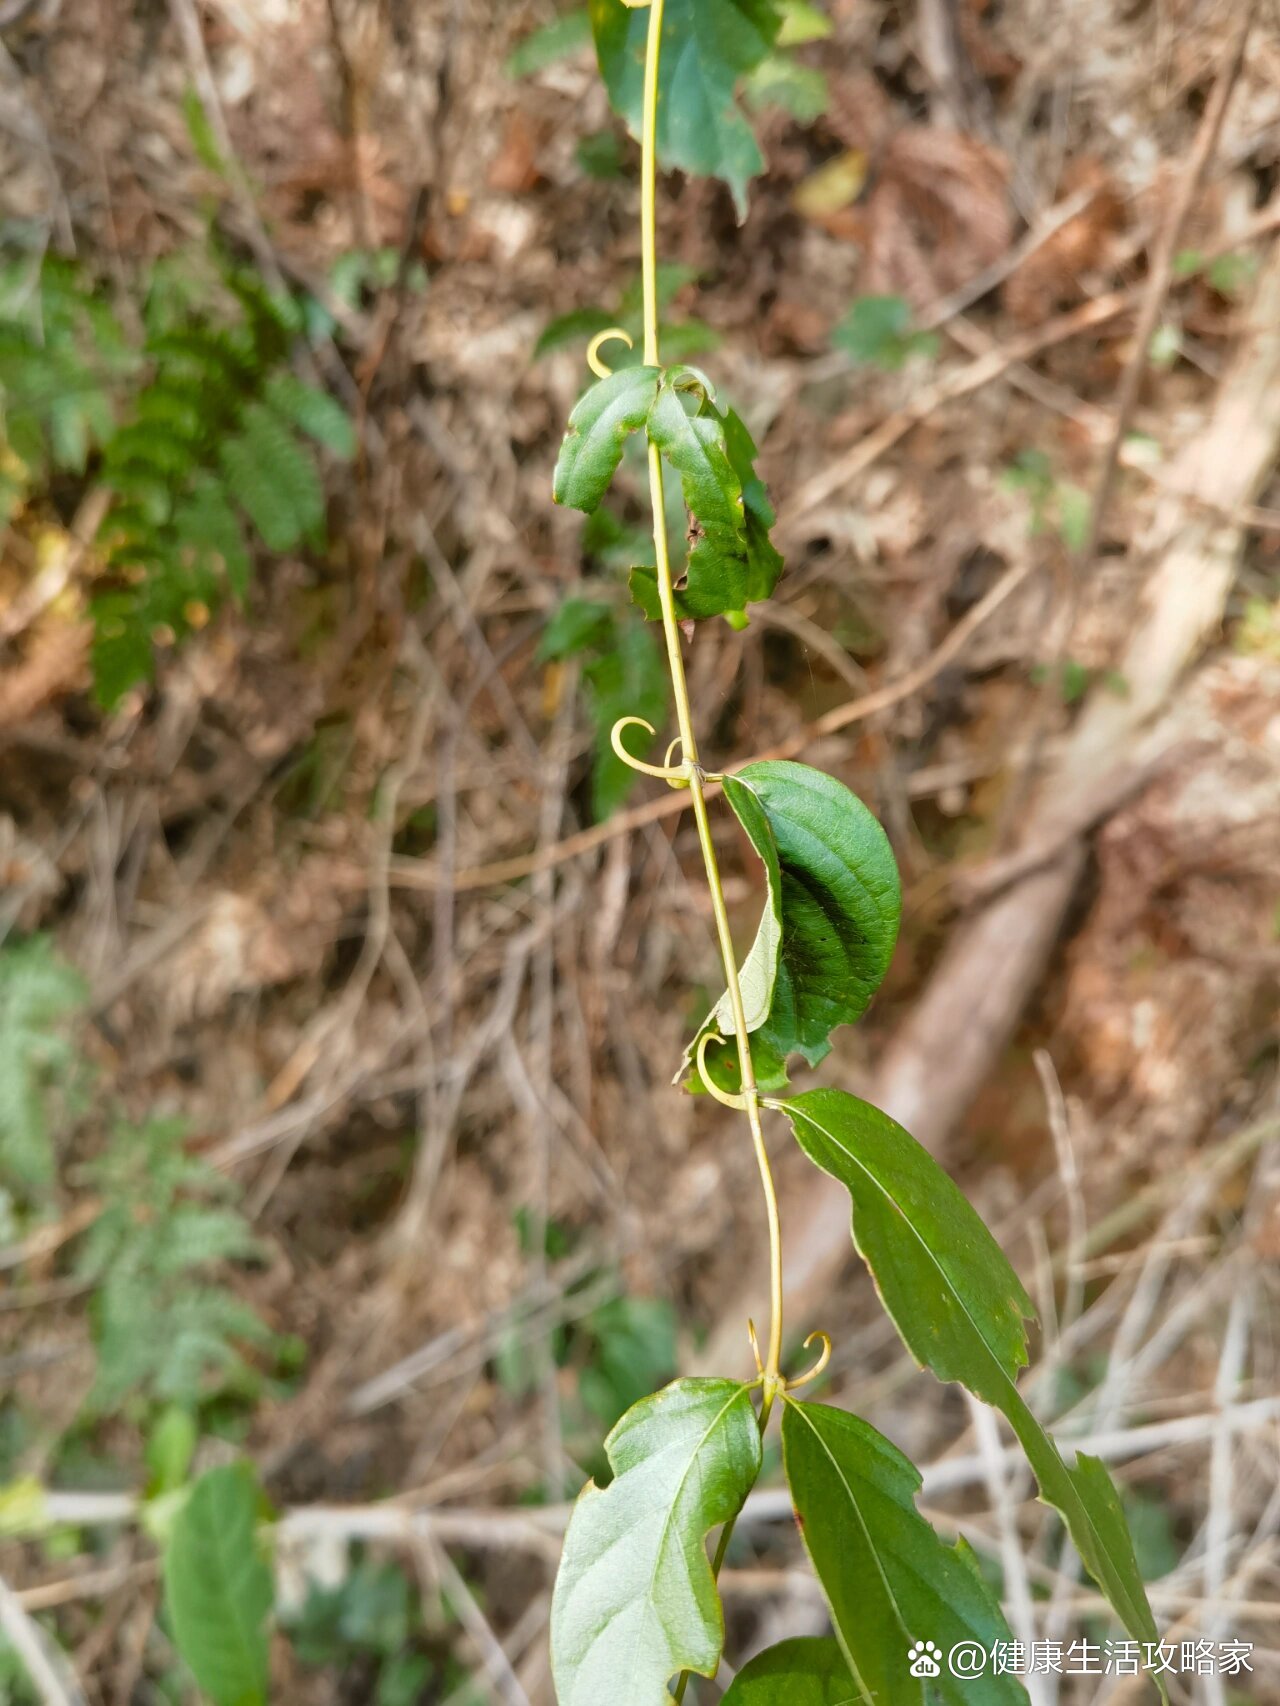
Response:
[263,371,356,458]
[0,937,87,1199]
[221,403,323,550]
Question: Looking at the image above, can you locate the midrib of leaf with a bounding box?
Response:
[785,1099,1152,1640]
[203,1495,266,1702]
[574,1382,751,1686]
[783,1400,896,1706]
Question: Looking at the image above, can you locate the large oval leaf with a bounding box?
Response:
[721,1637,862,1704]
[553,365,661,514]
[590,0,781,218]
[782,1399,1029,1706]
[775,1089,1161,1660]
[551,1377,763,1706]
[693,762,900,1092]
[163,1463,271,1706]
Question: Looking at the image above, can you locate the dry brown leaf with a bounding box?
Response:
[863,127,1012,305]
[1003,159,1127,325]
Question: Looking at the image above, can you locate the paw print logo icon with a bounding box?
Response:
[908,1641,942,1679]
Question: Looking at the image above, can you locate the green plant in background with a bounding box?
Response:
[535,262,721,367]
[0,935,272,1416]
[834,294,940,372]
[545,4,1164,1703]
[284,1556,437,1706]
[76,1115,275,1414]
[1001,447,1090,551]
[0,248,355,707]
[0,932,87,1207]
[539,595,667,817]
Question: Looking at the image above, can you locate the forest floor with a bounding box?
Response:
[1,0,1279,1701]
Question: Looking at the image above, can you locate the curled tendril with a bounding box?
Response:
[609,716,693,784]
[787,1330,832,1392]
[587,326,635,378]
[694,1030,751,1111]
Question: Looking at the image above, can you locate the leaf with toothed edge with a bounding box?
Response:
[589,0,783,219]
[782,1398,1029,1706]
[550,1376,763,1706]
[552,365,662,514]
[629,384,783,626]
[775,1087,1165,1677]
[687,762,900,1095]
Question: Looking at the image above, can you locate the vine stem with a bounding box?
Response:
[637,9,784,1692]
[636,0,784,1403]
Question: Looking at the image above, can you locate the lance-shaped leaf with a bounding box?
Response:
[553,365,661,514]
[590,0,782,219]
[690,763,900,1093]
[551,1377,763,1706]
[775,1089,1162,1660]
[631,397,783,625]
[164,1463,272,1706]
[782,1399,1029,1706]
[721,1637,862,1705]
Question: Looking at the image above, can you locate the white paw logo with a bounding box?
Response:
[908,1640,942,1679]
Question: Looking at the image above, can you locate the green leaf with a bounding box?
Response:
[631,384,772,625]
[722,1637,860,1704]
[577,127,627,179]
[582,615,667,820]
[550,1377,763,1706]
[692,762,899,1092]
[145,1406,198,1496]
[506,7,593,76]
[834,296,939,371]
[775,1088,1162,1658]
[535,306,617,360]
[629,392,781,626]
[538,599,667,818]
[589,0,781,218]
[0,936,87,1199]
[552,366,661,513]
[721,406,783,602]
[776,0,831,45]
[538,596,615,661]
[782,1399,1028,1706]
[745,54,829,123]
[164,1463,272,1706]
[263,372,356,458]
[578,1295,678,1429]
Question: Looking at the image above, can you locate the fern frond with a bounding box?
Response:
[0,937,87,1200]
[219,403,322,551]
[263,371,356,458]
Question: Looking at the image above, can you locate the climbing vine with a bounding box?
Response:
[546,4,1164,1703]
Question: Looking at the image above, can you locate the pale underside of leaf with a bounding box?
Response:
[688,764,900,1093]
[550,1377,762,1706]
[782,1399,1029,1706]
[700,774,782,1044]
[778,1089,1162,1660]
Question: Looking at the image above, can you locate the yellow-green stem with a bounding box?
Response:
[638,14,782,1691]
[637,0,784,1395]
